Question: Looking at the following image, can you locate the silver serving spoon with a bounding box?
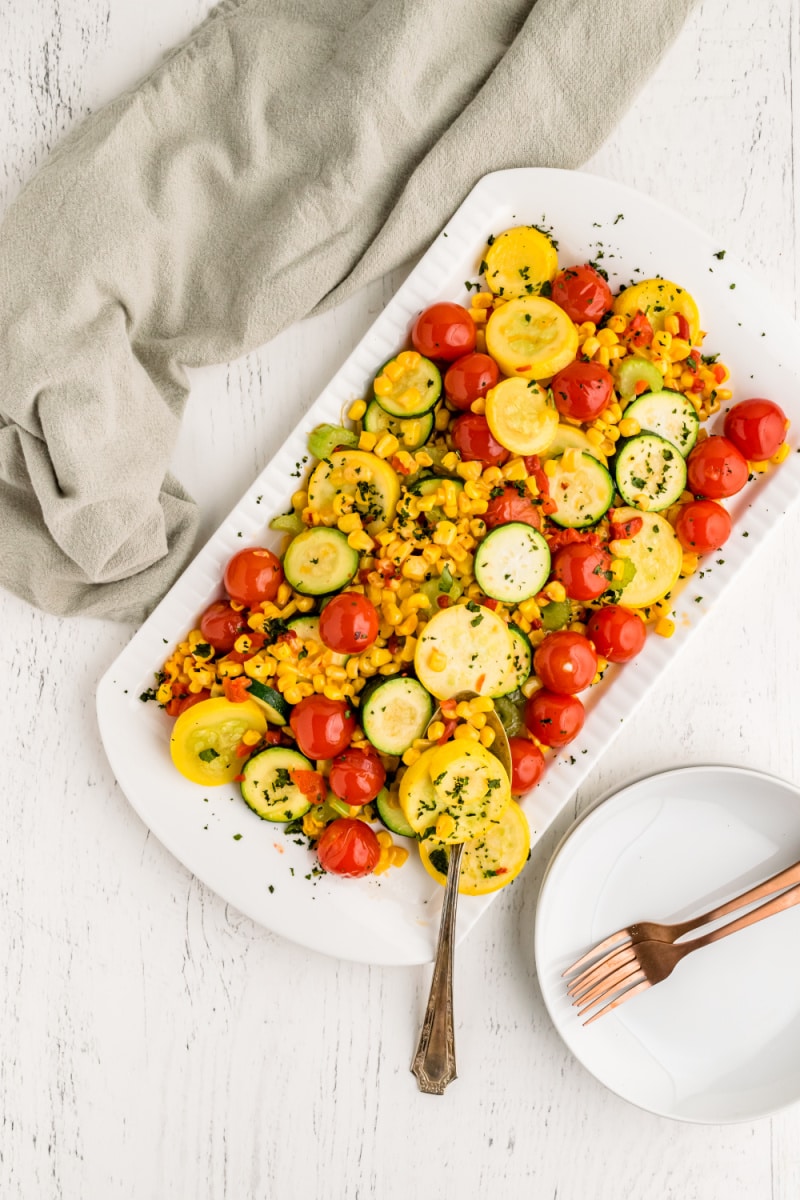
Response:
[411,691,512,1094]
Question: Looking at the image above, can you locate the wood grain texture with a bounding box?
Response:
[1,0,799,1196]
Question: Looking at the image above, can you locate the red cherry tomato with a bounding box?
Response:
[550,360,615,422]
[411,302,476,362]
[586,605,646,664]
[329,747,386,805]
[673,499,733,555]
[444,352,499,410]
[552,543,612,601]
[723,398,787,461]
[686,436,748,499]
[289,696,356,759]
[224,547,283,606]
[199,601,249,652]
[319,593,379,655]
[550,264,613,325]
[484,485,542,530]
[534,631,598,694]
[451,413,510,465]
[508,737,546,794]
[524,690,585,748]
[316,818,381,878]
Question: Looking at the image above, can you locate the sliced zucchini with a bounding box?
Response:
[376,787,417,839]
[414,603,513,699]
[306,449,400,533]
[547,451,614,528]
[622,390,699,455]
[285,614,349,667]
[614,355,664,402]
[418,799,531,895]
[614,510,683,608]
[485,377,559,455]
[539,423,607,466]
[408,474,464,499]
[373,352,441,418]
[362,401,434,451]
[282,528,358,595]
[485,296,579,381]
[493,693,525,738]
[613,278,700,343]
[240,747,314,822]
[474,523,551,604]
[490,624,533,698]
[246,681,290,726]
[360,676,434,756]
[615,433,688,511]
[483,226,558,299]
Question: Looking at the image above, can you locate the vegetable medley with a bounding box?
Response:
[149,224,790,894]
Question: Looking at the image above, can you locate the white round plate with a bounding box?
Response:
[534,765,800,1123]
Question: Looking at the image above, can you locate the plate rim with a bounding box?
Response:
[533,761,800,1124]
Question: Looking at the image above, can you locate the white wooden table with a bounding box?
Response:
[2,2,799,1196]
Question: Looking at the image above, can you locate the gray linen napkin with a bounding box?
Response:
[0,0,697,622]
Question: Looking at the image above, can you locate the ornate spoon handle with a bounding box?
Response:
[411,841,464,1094]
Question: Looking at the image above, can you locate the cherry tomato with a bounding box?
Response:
[534,631,597,694]
[329,747,386,805]
[411,302,476,362]
[552,543,612,601]
[319,593,379,654]
[199,601,249,653]
[550,264,613,325]
[586,605,646,664]
[723,398,787,461]
[484,485,542,530]
[224,547,283,606]
[316,818,380,878]
[444,352,500,410]
[508,737,546,794]
[165,688,211,718]
[550,360,614,422]
[524,690,585,748]
[673,499,733,554]
[451,413,509,465]
[289,695,355,759]
[686,436,748,499]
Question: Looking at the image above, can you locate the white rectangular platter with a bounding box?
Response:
[97,167,800,965]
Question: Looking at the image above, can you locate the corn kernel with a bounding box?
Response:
[581,336,600,358]
[456,460,483,482]
[358,430,378,451]
[373,433,400,459]
[655,617,675,638]
[578,322,597,338]
[469,308,488,326]
[402,746,421,766]
[586,427,605,448]
[434,407,450,431]
[337,512,362,534]
[618,417,641,438]
[347,530,375,553]
[433,521,458,547]
[771,442,790,464]
[384,360,404,383]
[397,350,421,370]
[653,330,673,351]
[389,845,409,868]
[401,556,429,581]
[664,314,680,335]
[479,727,496,748]
[596,328,618,347]
[373,375,392,397]
[544,581,567,603]
[453,723,480,741]
[607,315,627,333]
[323,684,345,701]
[346,399,367,421]
[596,347,611,368]
[502,458,527,481]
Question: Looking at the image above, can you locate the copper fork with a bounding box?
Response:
[563,855,800,991]
[571,882,800,1024]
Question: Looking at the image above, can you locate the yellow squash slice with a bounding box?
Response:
[613,279,701,343]
[614,509,683,608]
[413,603,514,699]
[483,226,558,299]
[170,698,268,787]
[485,377,559,456]
[419,800,531,895]
[306,449,400,534]
[399,742,510,844]
[485,297,579,381]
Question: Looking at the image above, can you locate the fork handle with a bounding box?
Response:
[682,881,800,952]
[672,856,800,938]
[411,841,463,1095]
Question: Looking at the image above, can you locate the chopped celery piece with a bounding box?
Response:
[420,572,463,608]
[307,423,358,460]
[614,356,663,401]
[269,512,305,536]
[541,600,571,631]
[439,564,454,593]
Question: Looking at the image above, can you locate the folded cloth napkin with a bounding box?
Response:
[0,0,697,622]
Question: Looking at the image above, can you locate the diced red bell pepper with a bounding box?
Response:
[223,676,252,704]
[676,313,691,341]
[290,770,327,804]
[626,312,653,348]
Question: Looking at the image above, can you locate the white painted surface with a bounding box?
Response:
[1,1,799,1196]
